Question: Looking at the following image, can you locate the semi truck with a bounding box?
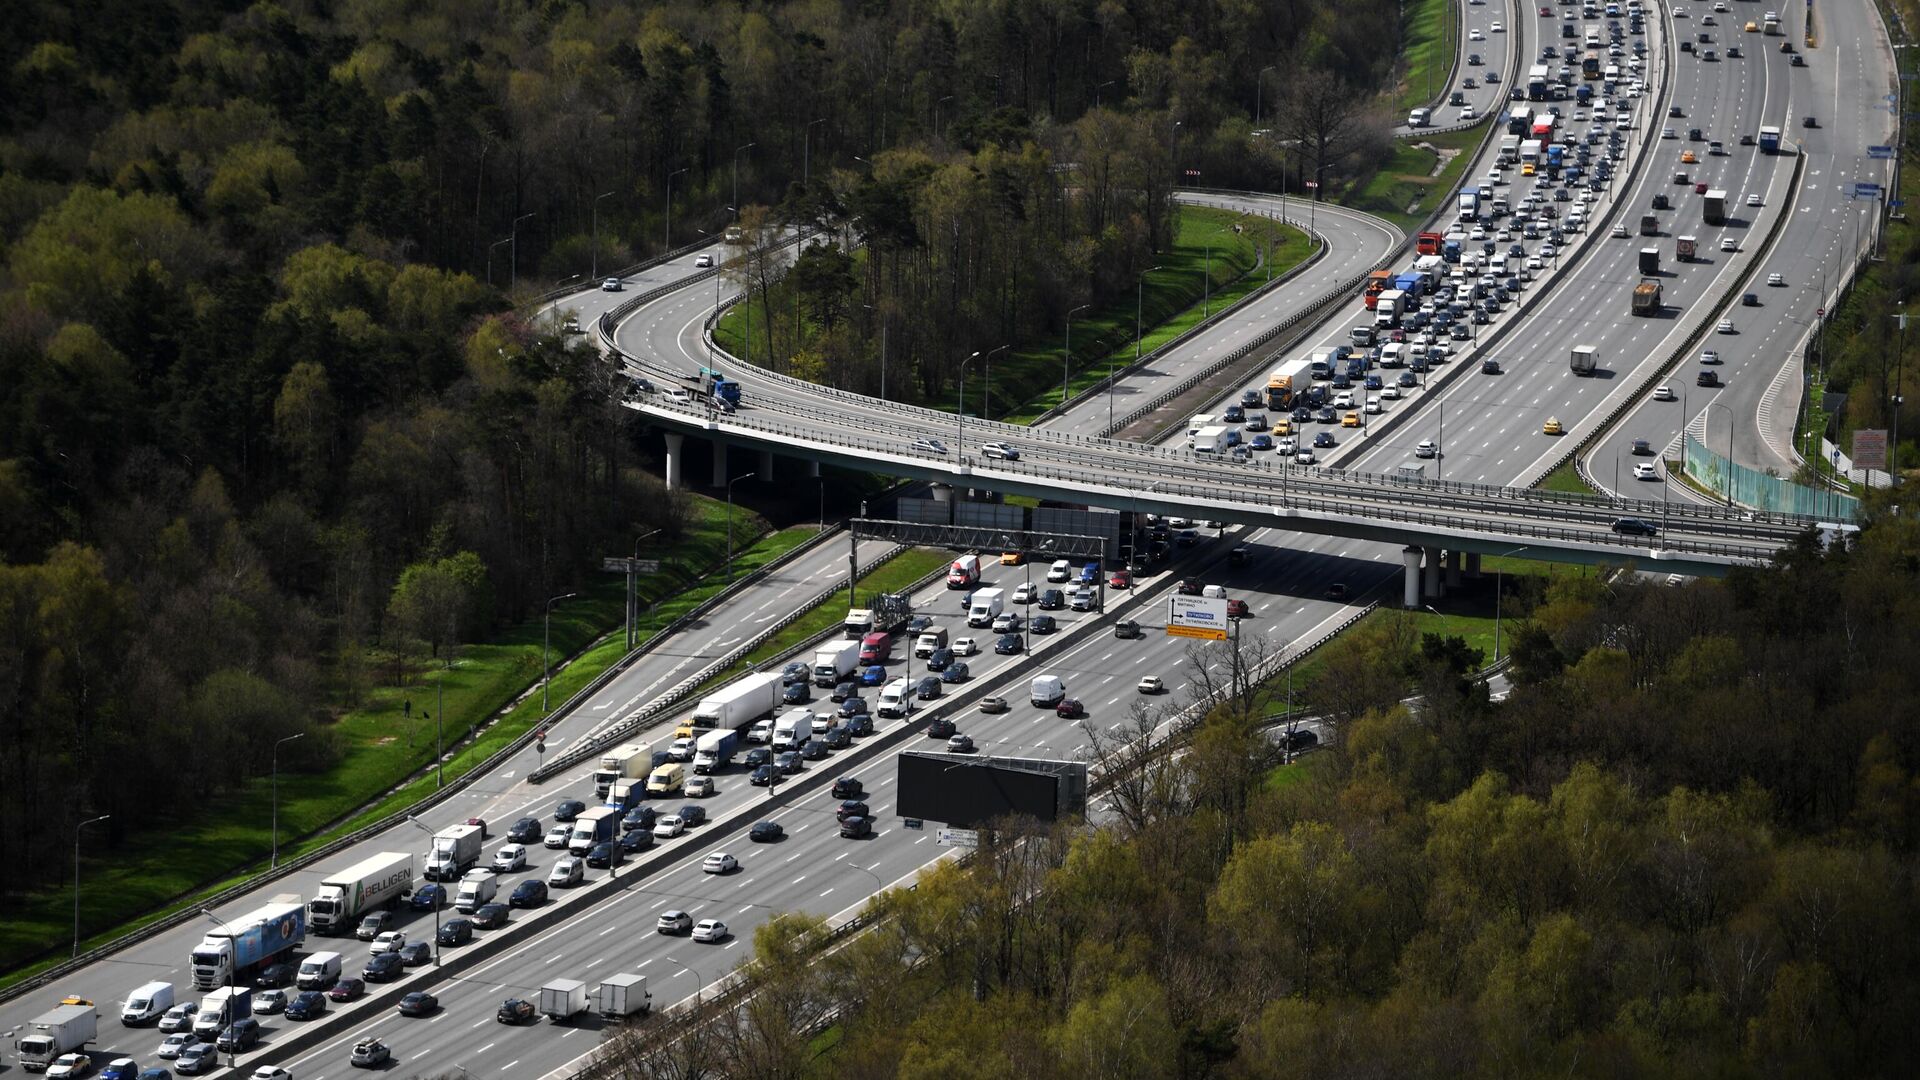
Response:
[568,806,620,855]
[1638,248,1661,275]
[1570,346,1598,376]
[1703,189,1728,226]
[1416,231,1445,255]
[1676,235,1698,262]
[681,370,742,410]
[423,823,484,881]
[842,592,911,638]
[1632,279,1663,316]
[967,587,1006,627]
[17,1003,96,1071]
[691,728,739,774]
[1191,425,1232,455]
[308,851,414,934]
[596,973,652,1020]
[1362,269,1394,309]
[690,672,782,731]
[540,979,590,1022]
[189,900,306,990]
[592,743,649,799]
[1528,64,1551,100]
[811,640,860,686]
[1758,126,1781,153]
[1264,371,1294,411]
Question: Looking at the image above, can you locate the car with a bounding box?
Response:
[652,814,687,840]
[498,997,537,1024]
[925,716,958,740]
[254,988,287,1015]
[859,664,887,686]
[1056,698,1086,719]
[837,696,869,720]
[657,909,695,935]
[356,910,393,940]
[1612,517,1660,537]
[951,636,978,656]
[465,816,490,838]
[621,805,658,832]
[994,633,1022,654]
[1542,417,1565,436]
[600,276,624,292]
[750,820,785,842]
[1652,384,1676,402]
[910,437,950,454]
[980,440,1021,460]
[1038,587,1065,610]
[509,878,548,907]
[350,1038,393,1069]
[1632,462,1659,480]
[1630,437,1653,457]
[406,882,446,913]
[1031,614,1056,636]
[618,827,654,855]
[750,764,778,786]
[1312,431,1335,449]
[1802,115,1817,128]
[1490,19,1503,31]
[702,851,739,875]
[362,950,405,982]
[216,1018,262,1053]
[257,962,296,988]
[174,1045,218,1075]
[1791,53,1805,66]
[980,695,1010,713]
[947,733,976,753]
[397,990,439,1017]
[781,748,808,773]
[672,804,707,827]
[1697,369,1722,387]
[1341,411,1361,428]
[844,712,874,736]
[100,1060,138,1080]
[923,646,953,672]
[472,902,511,929]
[1701,348,1722,365]
[1398,372,1419,389]
[48,1055,94,1080]
[830,680,858,702]
[491,843,526,872]
[370,929,406,954]
[1717,318,1735,334]
[1294,447,1316,465]
[158,1004,199,1034]
[553,798,585,822]
[939,660,971,684]
[157,1033,197,1059]
[1227,598,1251,617]
[840,816,874,839]
[782,680,810,704]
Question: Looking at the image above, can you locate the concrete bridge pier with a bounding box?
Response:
[760,448,776,481]
[808,459,821,478]
[1446,549,1464,591]
[1402,547,1423,609]
[711,440,729,487]
[1466,552,1483,578]
[663,432,685,490]
[1423,546,1443,600]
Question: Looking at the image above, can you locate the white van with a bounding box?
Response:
[1029,675,1066,707]
[1201,583,1227,599]
[1046,559,1072,583]
[877,677,914,719]
[1408,107,1432,128]
[297,952,343,990]
[122,981,175,1025]
[946,554,980,589]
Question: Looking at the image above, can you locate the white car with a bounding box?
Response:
[748,718,773,743]
[492,844,527,873]
[702,852,738,874]
[1366,396,1383,414]
[1716,318,1736,334]
[1611,223,1629,238]
[664,387,693,404]
[158,1033,196,1059]
[694,253,713,267]
[685,775,715,797]
[1459,107,1477,122]
[1276,436,1297,454]
[952,636,978,656]
[979,441,1021,460]
[692,918,729,943]
[252,1070,294,1080]
[1633,463,1659,480]
[600,277,623,291]
[372,930,407,953]
[1746,193,1762,206]
[1333,391,1355,408]
[1767,273,1785,286]
[653,814,686,839]
[544,824,570,849]
[1137,675,1164,694]
[1380,385,1402,400]
[1012,582,1038,604]
[1294,448,1316,465]
[1415,440,1438,459]
[47,1054,89,1079]
[1469,28,1485,40]
[547,856,584,887]
[1653,384,1677,401]
[1701,350,1720,365]
[1490,20,1504,31]
[910,437,950,454]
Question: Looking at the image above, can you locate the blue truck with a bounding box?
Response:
[189,901,306,989]
[1757,126,1781,153]
[685,369,743,411]
[692,729,739,774]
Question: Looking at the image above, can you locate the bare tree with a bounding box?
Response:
[1080,698,1191,834]
[1276,69,1375,194]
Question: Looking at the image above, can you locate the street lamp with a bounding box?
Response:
[592,190,617,281]
[1492,546,1528,664]
[404,817,443,965]
[664,167,689,251]
[73,814,109,957]
[1118,266,1165,431]
[199,909,239,1070]
[1094,81,1116,108]
[486,237,512,288]
[628,529,662,650]
[543,592,578,713]
[732,143,757,219]
[957,350,981,455]
[1064,303,1091,406]
[727,471,758,581]
[667,956,706,1001]
[982,344,1011,420]
[510,212,535,291]
[1255,65,1276,128]
[271,733,305,868]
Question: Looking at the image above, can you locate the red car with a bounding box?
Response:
[1226,599,1250,617]
[1539,5,1551,14]
[327,978,366,1002]
[1177,579,1204,596]
[1055,698,1085,719]
[1108,570,1132,590]
[1693,182,1708,195]
[465,817,489,839]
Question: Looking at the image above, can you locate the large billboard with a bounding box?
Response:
[894,752,1088,828]
[1167,595,1228,640]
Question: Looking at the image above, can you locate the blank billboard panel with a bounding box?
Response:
[894,752,1087,828]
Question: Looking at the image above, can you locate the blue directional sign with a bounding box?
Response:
[1894,199,1907,208]
[1855,182,1886,198]
[1868,145,1895,159]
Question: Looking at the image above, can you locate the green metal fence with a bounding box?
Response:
[1683,433,1859,521]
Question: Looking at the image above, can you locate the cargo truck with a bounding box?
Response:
[967,587,1006,627]
[1191,425,1232,455]
[1638,248,1661,275]
[454,868,497,913]
[1362,269,1393,309]
[1763,12,1780,34]
[691,728,738,774]
[308,851,414,934]
[17,1003,96,1071]
[1416,231,1445,255]
[1392,272,1425,299]
[690,672,782,731]
[811,640,860,686]
[1528,64,1551,100]
[423,823,484,881]
[1499,134,1521,163]
[1632,279,1663,316]
[189,901,305,989]
[540,979,590,1022]
[1457,187,1481,222]
[592,743,649,799]
[1703,189,1728,226]
[1264,371,1294,411]
[1758,126,1781,153]
[1676,235,1698,262]
[773,708,813,750]
[1640,214,1660,237]
[607,778,645,813]
[1372,289,1407,326]
[191,987,252,1041]
[568,806,621,855]
[1570,346,1598,376]
[844,592,910,638]
[596,973,652,1019]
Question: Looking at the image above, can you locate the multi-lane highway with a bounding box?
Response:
[1395,0,1524,136]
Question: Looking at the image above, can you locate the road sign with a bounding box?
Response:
[1868,145,1895,159]
[938,828,979,848]
[601,557,661,574]
[1817,307,1826,317]
[1852,429,1889,471]
[1168,595,1229,640]
[1167,623,1227,640]
[1855,182,1885,198]
[902,818,923,830]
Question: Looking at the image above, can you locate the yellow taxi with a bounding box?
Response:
[1273,419,1293,438]
[1542,417,1564,436]
[1744,21,1758,32]
[1681,150,1698,164]
[1342,411,1362,428]
[1000,551,1024,566]
[1522,162,1537,176]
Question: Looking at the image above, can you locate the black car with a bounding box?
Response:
[1031,615,1056,634]
[507,816,542,843]
[472,902,511,929]
[1114,620,1143,639]
[916,677,942,700]
[216,1018,261,1053]
[845,713,874,736]
[744,746,772,769]
[678,805,708,826]
[1481,358,1502,375]
[781,660,810,684]
[1313,431,1336,449]
[750,821,786,842]
[832,776,864,799]
[750,764,778,786]
[927,717,957,739]
[328,977,367,1002]
[257,963,296,989]
[822,725,852,749]
[437,918,474,946]
[777,751,804,773]
[1038,588,1065,610]
[831,680,858,702]
[839,697,869,718]
[840,816,873,839]
[553,799,585,822]
[285,991,328,1020]
[622,805,658,831]
[618,828,654,855]
[994,633,1023,655]
[397,991,438,1017]
[783,681,811,704]
[906,613,934,633]
[585,842,620,869]
[1612,517,1660,538]
[924,647,953,672]
[1697,369,1721,387]
[838,800,870,821]
[941,661,970,683]
[1291,406,1313,424]
[498,998,537,1024]
[802,738,829,760]
[509,879,548,907]
[398,940,433,966]
[410,883,445,911]
[362,952,405,982]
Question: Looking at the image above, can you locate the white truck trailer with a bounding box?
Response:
[690,672,783,731]
[308,851,415,934]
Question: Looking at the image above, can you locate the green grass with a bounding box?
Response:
[1344,125,1486,234]
[0,508,820,988]
[1264,750,1325,792]
[1538,459,1598,494]
[688,547,953,698]
[1395,0,1461,115]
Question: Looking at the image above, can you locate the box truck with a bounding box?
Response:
[772,708,813,750]
[454,868,498,913]
[1570,346,1598,376]
[691,672,783,731]
[423,823,484,881]
[191,987,252,1041]
[592,743,649,798]
[308,851,414,934]
[1638,248,1661,275]
[1190,426,1232,455]
[540,979,589,1022]
[568,806,621,855]
[811,640,860,686]
[692,728,738,773]
[596,973,652,1019]
[967,587,1006,628]
[1676,235,1698,262]
[1703,189,1728,226]
[18,1002,96,1070]
[189,901,306,989]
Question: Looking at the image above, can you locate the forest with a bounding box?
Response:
[598,518,1920,1079]
[0,0,1406,905]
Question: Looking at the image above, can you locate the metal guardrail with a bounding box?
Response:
[1396,0,1523,139]
[527,235,720,310]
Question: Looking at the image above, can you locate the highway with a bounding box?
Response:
[1393,0,1525,137]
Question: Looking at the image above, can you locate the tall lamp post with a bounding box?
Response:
[732,143,757,220]
[591,190,617,281]
[73,814,110,957]
[199,910,239,1070]
[543,592,578,713]
[271,733,305,869]
[982,344,1011,421]
[664,167,689,251]
[510,212,535,291]
[1064,304,1090,406]
[1117,267,1164,431]
[628,529,662,650]
[727,472,758,582]
[404,817,443,965]
[957,350,981,455]
[1254,65,1276,128]
[1492,545,1529,664]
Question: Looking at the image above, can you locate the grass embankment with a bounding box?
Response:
[0,501,813,988]
[714,210,1313,426]
[1344,125,1486,234]
[1395,0,1461,115]
[1538,459,1599,494]
[686,547,953,700]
